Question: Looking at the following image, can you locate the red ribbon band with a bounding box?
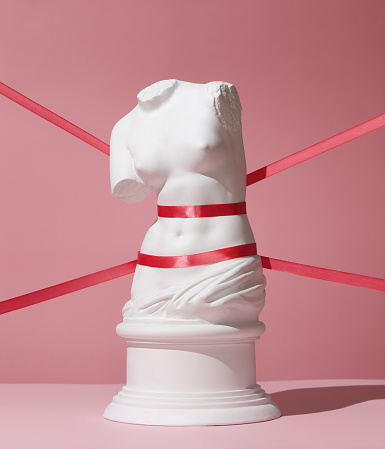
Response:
[261,257,385,292]
[0,261,137,316]
[157,202,247,218]
[137,243,258,268]
[247,113,385,185]
[0,82,110,155]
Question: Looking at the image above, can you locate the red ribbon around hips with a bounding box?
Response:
[137,243,258,268]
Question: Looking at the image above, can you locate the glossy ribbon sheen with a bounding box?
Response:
[157,202,246,218]
[137,243,258,268]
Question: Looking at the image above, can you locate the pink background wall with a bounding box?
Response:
[1,0,384,383]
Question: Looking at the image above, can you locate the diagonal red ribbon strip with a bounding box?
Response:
[1,256,384,315]
[247,113,385,185]
[260,257,385,291]
[0,261,137,315]
[0,82,110,155]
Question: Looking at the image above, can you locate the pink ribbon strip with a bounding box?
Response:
[157,202,247,218]
[0,82,110,155]
[0,261,137,315]
[247,113,385,185]
[1,256,384,315]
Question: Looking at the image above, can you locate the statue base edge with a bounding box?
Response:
[104,392,280,426]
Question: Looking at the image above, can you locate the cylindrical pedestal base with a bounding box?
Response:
[104,319,280,426]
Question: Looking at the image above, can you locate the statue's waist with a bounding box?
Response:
[138,199,255,262]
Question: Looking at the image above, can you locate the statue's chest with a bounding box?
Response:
[128,106,228,185]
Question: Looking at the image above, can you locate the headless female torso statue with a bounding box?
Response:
[110,79,266,325]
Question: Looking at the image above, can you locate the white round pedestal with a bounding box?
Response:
[104,319,280,426]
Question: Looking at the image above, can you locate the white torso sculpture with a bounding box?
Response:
[110,79,266,325]
[105,80,280,425]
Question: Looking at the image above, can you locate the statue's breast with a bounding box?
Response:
[129,116,226,186]
[127,81,242,188]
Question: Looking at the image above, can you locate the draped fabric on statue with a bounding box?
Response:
[123,256,266,324]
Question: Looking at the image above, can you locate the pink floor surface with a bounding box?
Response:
[1,379,384,449]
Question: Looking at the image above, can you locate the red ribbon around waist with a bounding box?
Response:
[137,243,257,268]
[157,202,246,218]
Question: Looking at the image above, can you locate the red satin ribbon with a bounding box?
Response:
[137,243,258,268]
[247,113,385,185]
[261,257,385,292]
[0,82,110,155]
[157,202,246,218]
[0,261,137,316]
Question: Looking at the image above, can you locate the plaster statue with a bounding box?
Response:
[105,79,280,425]
[110,79,265,325]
